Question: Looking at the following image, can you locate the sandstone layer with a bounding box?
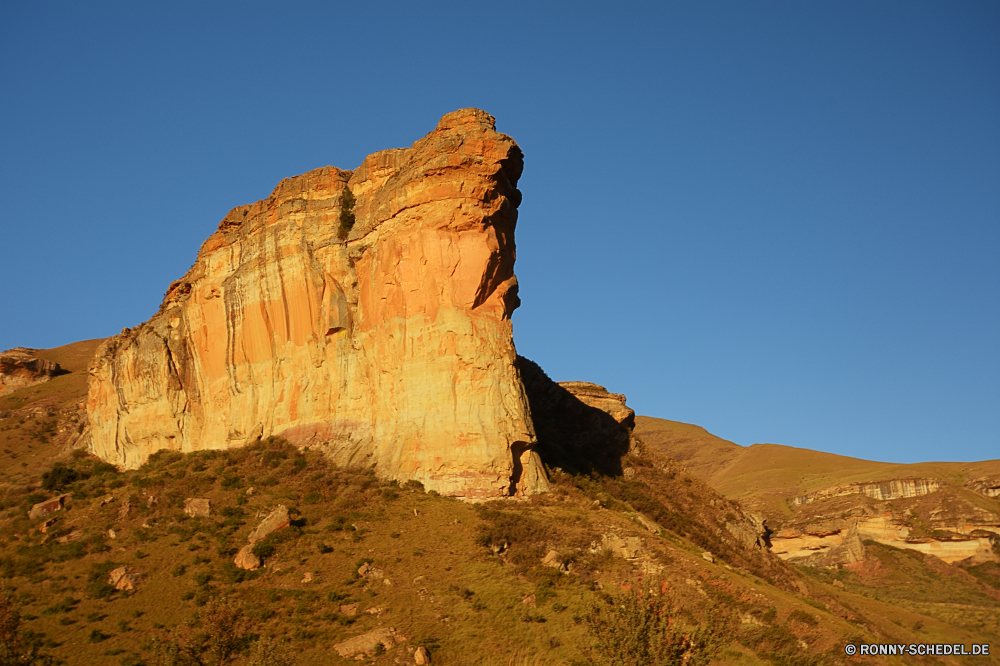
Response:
[0,348,63,396]
[86,109,545,498]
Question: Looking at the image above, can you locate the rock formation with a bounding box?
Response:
[0,348,62,396]
[517,358,634,477]
[85,109,546,498]
[790,478,942,506]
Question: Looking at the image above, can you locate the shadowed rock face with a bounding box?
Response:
[516,357,634,477]
[86,109,544,499]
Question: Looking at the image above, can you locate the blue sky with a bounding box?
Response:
[2,2,997,463]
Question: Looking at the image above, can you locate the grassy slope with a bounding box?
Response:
[635,415,1000,516]
[0,442,994,664]
[0,353,996,664]
[0,339,105,486]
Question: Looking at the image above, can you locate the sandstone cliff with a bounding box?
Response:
[86,109,547,498]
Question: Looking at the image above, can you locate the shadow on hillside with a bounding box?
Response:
[517,356,630,478]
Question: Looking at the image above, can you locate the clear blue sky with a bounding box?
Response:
[2,2,997,463]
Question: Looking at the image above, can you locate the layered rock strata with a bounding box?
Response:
[86,109,545,498]
[0,348,62,396]
[790,478,941,506]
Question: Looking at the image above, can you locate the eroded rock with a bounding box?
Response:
[29,494,69,520]
[601,533,643,559]
[332,626,404,658]
[183,498,211,518]
[234,545,261,571]
[0,348,62,396]
[86,109,545,500]
[248,505,290,543]
[108,566,139,591]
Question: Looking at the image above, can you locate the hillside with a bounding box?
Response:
[634,416,1000,517]
[635,415,1000,654]
[0,357,996,663]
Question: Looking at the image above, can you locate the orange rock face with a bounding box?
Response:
[86,109,547,498]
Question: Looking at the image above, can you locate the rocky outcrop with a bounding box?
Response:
[248,506,290,543]
[183,498,211,517]
[968,476,1000,498]
[234,545,261,571]
[770,523,866,566]
[558,382,635,429]
[85,109,545,499]
[108,566,139,591]
[29,494,69,520]
[790,478,941,506]
[0,348,62,396]
[333,627,405,658]
[771,508,1000,566]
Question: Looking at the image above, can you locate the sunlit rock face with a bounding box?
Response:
[86,109,545,498]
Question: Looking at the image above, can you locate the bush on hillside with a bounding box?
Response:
[586,589,731,666]
[41,463,82,491]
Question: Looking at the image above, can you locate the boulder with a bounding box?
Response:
[339,604,358,617]
[333,627,404,658]
[234,545,261,571]
[248,505,290,543]
[108,566,139,591]
[414,646,431,664]
[38,518,57,533]
[29,494,69,520]
[85,109,546,500]
[358,562,384,579]
[541,549,567,573]
[183,498,211,518]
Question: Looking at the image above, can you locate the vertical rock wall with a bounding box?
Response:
[86,109,546,498]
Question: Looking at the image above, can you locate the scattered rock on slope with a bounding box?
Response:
[183,497,211,517]
[248,505,290,543]
[333,626,405,658]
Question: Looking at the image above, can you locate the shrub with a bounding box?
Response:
[338,189,356,238]
[0,586,48,665]
[41,463,83,491]
[86,562,120,599]
[788,609,818,626]
[251,539,276,560]
[586,589,731,666]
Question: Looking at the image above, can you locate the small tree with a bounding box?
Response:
[150,597,256,666]
[246,637,293,666]
[202,598,253,666]
[0,586,48,666]
[337,188,356,239]
[585,588,731,666]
